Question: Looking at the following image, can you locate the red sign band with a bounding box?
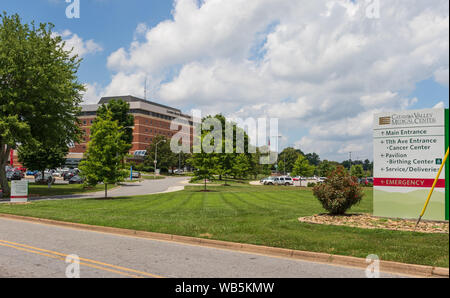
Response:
[10,196,28,199]
[374,178,446,188]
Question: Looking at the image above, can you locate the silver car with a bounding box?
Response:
[276,176,294,186]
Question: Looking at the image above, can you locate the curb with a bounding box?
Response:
[0,213,448,278]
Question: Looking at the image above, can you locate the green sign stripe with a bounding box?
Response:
[445,108,449,221]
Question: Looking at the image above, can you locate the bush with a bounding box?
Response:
[307,182,316,187]
[312,167,364,215]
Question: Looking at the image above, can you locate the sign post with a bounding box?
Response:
[11,180,29,203]
[373,108,448,221]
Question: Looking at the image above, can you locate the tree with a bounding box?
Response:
[18,140,68,183]
[189,152,217,191]
[97,99,134,156]
[278,148,301,174]
[305,152,321,166]
[350,164,365,178]
[79,111,128,198]
[232,154,252,179]
[1,13,83,196]
[317,160,338,177]
[145,135,178,173]
[291,155,315,177]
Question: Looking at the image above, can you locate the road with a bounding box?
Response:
[0,217,408,278]
[3,176,189,202]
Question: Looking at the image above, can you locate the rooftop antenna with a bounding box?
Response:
[144,76,147,100]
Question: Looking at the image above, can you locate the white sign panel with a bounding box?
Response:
[373,108,446,220]
[11,180,29,203]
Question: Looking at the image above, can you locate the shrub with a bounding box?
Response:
[307,182,316,187]
[312,167,364,215]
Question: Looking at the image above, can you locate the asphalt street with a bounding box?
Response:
[0,217,408,278]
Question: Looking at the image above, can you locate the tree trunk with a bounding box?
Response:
[204,178,207,191]
[105,183,108,199]
[0,146,11,197]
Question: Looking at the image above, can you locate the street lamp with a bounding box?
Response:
[154,139,166,178]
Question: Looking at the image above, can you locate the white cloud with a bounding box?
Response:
[434,67,449,87]
[92,0,448,161]
[82,83,104,104]
[55,30,103,57]
[433,101,446,109]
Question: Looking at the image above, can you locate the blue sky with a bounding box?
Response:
[2,0,449,161]
[1,0,174,85]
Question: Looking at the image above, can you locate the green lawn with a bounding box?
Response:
[5,182,117,198]
[0,184,447,267]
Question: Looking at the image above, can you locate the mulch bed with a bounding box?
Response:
[298,213,449,234]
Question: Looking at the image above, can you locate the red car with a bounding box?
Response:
[16,167,27,173]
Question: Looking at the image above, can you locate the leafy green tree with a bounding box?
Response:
[79,111,128,198]
[97,99,134,155]
[277,160,286,175]
[305,152,321,166]
[18,140,68,183]
[278,148,300,174]
[215,153,234,185]
[0,13,83,196]
[145,135,178,173]
[350,164,365,178]
[291,154,315,177]
[317,160,337,177]
[232,154,252,179]
[189,152,217,191]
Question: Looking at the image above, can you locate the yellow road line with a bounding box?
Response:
[0,242,140,278]
[0,239,163,278]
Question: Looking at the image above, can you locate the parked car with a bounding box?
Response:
[26,170,38,176]
[6,170,22,181]
[131,171,141,179]
[16,167,27,173]
[69,175,84,184]
[64,170,79,181]
[317,177,328,183]
[276,176,294,186]
[35,173,55,184]
[263,177,277,185]
[260,177,270,184]
[359,177,374,185]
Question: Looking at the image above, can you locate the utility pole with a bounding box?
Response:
[154,139,166,178]
[349,152,352,170]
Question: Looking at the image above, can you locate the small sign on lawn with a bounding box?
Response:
[11,180,29,203]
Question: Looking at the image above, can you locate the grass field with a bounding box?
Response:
[0,184,447,267]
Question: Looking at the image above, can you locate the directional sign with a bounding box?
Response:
[11,180,29,203]
[373,108,448,221]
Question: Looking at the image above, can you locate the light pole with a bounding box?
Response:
[154,139,166,178]
[277,136,282,175]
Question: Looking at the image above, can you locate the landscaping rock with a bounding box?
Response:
[298,213,449,234]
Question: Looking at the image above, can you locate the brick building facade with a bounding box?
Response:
[67,95,194,165]
[9,96,192,169]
